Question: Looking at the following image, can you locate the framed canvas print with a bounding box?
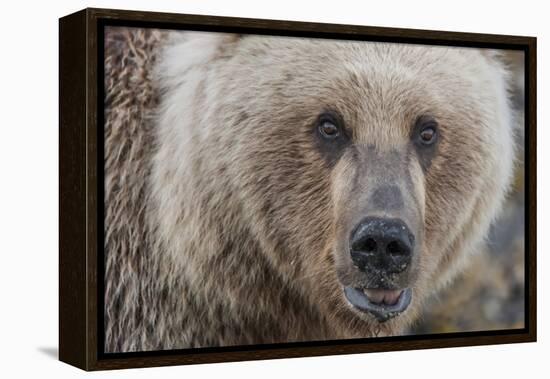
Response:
[59,8,537,371]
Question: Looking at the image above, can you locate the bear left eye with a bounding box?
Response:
[415,116,438,146]
[319,121,340,139]
[419,126,436,144]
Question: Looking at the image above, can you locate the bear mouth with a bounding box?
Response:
[344,287,412,322]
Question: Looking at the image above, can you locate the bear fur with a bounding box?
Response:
[104,27,516,352]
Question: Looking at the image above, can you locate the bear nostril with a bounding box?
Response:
[387,241,407,256]
[364,238,377,252]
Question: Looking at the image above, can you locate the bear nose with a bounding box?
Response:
[350,217,415,274]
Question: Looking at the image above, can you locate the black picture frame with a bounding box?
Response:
[59,8,537,371]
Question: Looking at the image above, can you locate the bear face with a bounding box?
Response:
[150,33,515,340]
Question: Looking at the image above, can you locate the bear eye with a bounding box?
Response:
[317,112,342,140]
[415,116,438,146]
[314,111,350,165]
[420,126,436,144]
[319,120,339,138]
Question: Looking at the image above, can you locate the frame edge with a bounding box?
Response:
[59,7,537,371]
[526,37,537,343]
[59,8,89,371]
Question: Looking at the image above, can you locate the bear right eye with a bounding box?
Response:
[314,111,350,165]
[317,112,343,140]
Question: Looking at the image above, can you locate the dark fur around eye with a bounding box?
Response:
[313,110,350,166]
[412,115,439,171]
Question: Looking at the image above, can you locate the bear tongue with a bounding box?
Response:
[363,289,403,305]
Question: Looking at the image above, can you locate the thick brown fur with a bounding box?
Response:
[104,28,516,352]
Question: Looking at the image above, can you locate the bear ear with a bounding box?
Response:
[478,49,514,77]
[479,49,505,63]
[166,31,241,65]
[214,34,243,59]
[479,49,525,102]
[478,49,520,77]
[156,32,242,86]
[478,48,515,88]
[479,48,525,134]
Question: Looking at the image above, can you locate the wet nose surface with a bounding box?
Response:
[350,217,415,273]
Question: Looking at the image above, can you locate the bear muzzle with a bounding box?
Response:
[343,217,416,322]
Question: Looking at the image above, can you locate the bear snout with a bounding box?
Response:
[350,217,415,275]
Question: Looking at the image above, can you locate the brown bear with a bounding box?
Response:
[104,27,516,352]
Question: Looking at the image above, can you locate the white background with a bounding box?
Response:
[0,0,546,377]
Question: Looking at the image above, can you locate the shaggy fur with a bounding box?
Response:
[104,28,516,352]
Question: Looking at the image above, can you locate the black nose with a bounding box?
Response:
[350,217,415,273]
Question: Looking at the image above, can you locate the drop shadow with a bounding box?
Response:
[37,346,58,359]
